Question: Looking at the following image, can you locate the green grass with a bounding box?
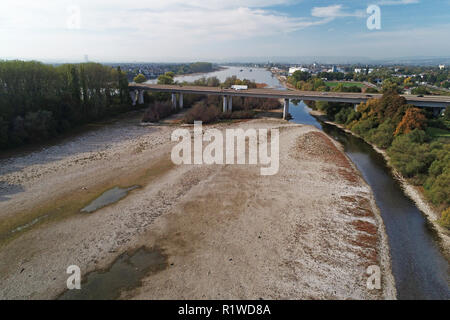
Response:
[325,81,365,88]
[426,127,450,138]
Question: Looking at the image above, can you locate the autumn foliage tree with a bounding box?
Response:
[394,107,427,136]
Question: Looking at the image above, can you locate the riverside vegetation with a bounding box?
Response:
[287,72,450,228]
[0,60,132,150]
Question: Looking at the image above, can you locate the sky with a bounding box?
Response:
[0,0,449,62]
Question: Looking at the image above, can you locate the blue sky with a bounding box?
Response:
[0,0,449,62]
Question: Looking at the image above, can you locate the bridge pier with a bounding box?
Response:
[130,90,137,106]
[227,96,233,112]
[179,93,184,108]
[283,98,290,120]
[354,103,358,111]
[223,96,228,113]
[138,90,144,105]
[171,93,177,109]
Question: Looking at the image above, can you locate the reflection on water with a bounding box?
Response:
[58,247,167,300]
[81,186,140,213]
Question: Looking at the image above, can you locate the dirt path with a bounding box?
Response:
[0,115,395,299]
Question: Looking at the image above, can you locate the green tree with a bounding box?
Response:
[157,72,174,85]
[133,73,147,83]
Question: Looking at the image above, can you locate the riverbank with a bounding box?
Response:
[310,109,450,259]
[0,114,395,299]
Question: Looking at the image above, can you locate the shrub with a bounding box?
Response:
[365,87,379,93]
[0,116,8,148]
[218,110,255,121]
[142,101,173,122]
[24,110,56,142]
[439,207,450,229]
[367,120,395,149]
[387,130,435,179]
[183,101,219,124]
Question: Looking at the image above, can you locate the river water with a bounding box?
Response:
[177,67,450,299]
[146,66,284,89]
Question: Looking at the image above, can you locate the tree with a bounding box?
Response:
[444,106,450,121]
[411,86,430,95]
[117,67,130,104]
[157,72,174,85]
[365,87,379,93]
[291,71,311,82]
[394,107,427,135]
[133,73,147,83]
[382,79,401,94]
[387,130,434,178]
[0,60,132,150]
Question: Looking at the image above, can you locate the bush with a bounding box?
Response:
[351,118,377,136]
[365,87,379,93]
[367,120,395,149]
[219,110,255,120]
[439,207,450,229]
[334,107,352,124]
[0,116,8,148]
[142,101,173,122]
[183,101,219,124]
[411,86,430,95]
[260,99,282,110]
[387,130,435,179]
[133,73,147,83]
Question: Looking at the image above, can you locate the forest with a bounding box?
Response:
[0,60,131,150]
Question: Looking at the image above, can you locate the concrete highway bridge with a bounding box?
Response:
[129,84,450,119]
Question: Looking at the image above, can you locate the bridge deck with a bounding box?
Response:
[130,84,450,108]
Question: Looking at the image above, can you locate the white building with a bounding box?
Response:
[288,67,310,75]
[439,64,445,70]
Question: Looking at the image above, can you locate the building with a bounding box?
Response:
[439,64,445,70]
[288,66,310,75]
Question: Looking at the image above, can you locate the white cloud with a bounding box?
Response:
[311,5,365,19]
[377,0,419,5]
[0,0,327,52]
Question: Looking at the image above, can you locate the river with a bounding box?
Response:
[177,67,450,300]
[146,66,285,89]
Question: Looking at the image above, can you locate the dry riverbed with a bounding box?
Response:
[0,112,395,299]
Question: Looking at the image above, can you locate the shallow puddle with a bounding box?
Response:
[81,186,140,213]
[58,247,168,300]
[10,214,49,234]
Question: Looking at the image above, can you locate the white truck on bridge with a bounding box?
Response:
[231,85,248,90]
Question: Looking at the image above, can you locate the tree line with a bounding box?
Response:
[0,60,131,150]
[304,83,450,228]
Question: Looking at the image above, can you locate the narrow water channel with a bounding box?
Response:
[290,101,450,300]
